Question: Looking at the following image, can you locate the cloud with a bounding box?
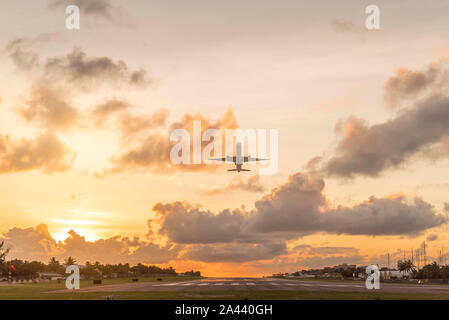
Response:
[48,0,134,26]
[249,173,446,236]
[17,83,80,130]
[5,41,151,89]
[1,225,180,265]
[4,38,39,70]
[118,108,169,142]
[6,41,153,135]
[44,48,151,89]
[331,19,366,35]
[3,34,61,71]
[0,225,61,261]
[49,0,113,15]
[0,223,367,267]
[104,107,238,175]
[0,132,74,174]
[91,99,131,127]
[151,202,246,244]
[384,64,445,110]
[310,62,449,178]
[151,172,447,246]
[426,233,438,242]
[204,175,265,195]
[182,242,286,263]
[445,202,449,212]
[321,94,449,178]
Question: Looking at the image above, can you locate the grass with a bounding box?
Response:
[2,277,449,300]
[0,276,200,300]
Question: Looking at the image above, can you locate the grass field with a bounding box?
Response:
[2,277,449,300]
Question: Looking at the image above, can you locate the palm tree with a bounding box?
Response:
[398,259,416,277]
[0,241,9,264]
[64,256,76,266]
[47,257,62,272]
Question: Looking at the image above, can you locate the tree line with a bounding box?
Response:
[292,260,449,280]
[0,241,200,280]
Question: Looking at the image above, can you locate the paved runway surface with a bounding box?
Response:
[52,278,449,294]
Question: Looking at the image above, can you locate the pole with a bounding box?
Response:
[423,241,427,266]
[8,270,11,284]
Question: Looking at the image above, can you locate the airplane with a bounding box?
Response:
[209,142,269,172]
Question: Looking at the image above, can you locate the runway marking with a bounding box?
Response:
[246,283,256,285]
[181,283,194,286]
[269,283,280,286]
[285,283,296,286]
[215,283,224,286]
[199,283,209,286]
[161,282,181,286]
[231,283,239,286]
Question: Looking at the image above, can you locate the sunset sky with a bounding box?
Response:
[0,0,449,276]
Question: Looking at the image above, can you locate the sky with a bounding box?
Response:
[0,0,449,276]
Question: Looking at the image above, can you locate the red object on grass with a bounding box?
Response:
[8,265,16,271]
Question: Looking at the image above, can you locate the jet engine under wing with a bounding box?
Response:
[244,156,270,162]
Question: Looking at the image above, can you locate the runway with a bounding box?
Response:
[52,278,449,295]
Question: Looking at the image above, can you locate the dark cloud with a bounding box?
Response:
[6,41,152,89]
[321,94,449,178]
[152,202,246,244]
[0,132,74,174]
[296,254,367,269]
[151,172,447,245]
[384,64,444,110]
[444,202,449,212]
[44,48,151,89]
[204,175,265,195]
[293,245,359,256]
[3,34,61,71]
[426,233,438,242]
[312,62,449,178]
[182,242,286,263]
[49,0,112,15]
[4,38,39,70]
[322,195,444,236]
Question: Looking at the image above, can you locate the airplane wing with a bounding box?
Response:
[244,156,270,162]
[209,157,227,161]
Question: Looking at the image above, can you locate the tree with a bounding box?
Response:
[416,262,440,279]
[397,260,416,277]
[0,241,10,277]
[64,256,76,266]
[0,241,9,264]
[47,257,63,273]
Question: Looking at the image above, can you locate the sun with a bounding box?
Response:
[51,226,100,243]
